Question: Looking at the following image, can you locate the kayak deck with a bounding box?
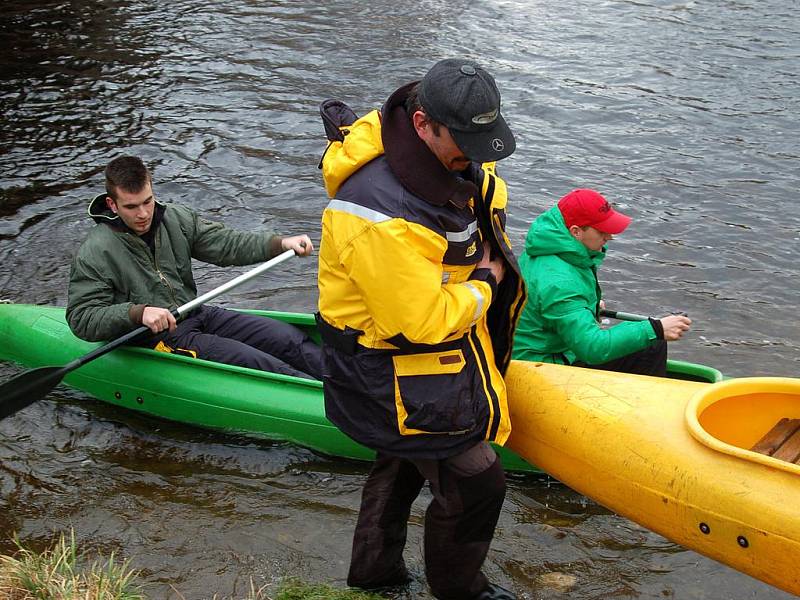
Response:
[505,362,800,596]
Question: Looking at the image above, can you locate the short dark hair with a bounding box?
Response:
[405,83,442,136]
[105,155,150,200]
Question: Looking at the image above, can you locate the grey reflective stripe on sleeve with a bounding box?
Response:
[327,199,392,223]
[464,282,485,322]
[441,272,451,284]
[445,220,478,242]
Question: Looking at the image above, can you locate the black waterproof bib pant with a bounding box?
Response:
[347,441,506,600]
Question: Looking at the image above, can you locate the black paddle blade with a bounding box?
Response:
[0,366,69,420]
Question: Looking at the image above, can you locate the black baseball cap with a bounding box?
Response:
[418,58,516,163]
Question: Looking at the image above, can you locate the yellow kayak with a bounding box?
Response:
[505,361,800,596]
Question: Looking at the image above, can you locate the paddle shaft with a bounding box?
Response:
[599,309,649,322]
[0,248,297,420]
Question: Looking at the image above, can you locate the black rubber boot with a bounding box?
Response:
[473,582,516,600]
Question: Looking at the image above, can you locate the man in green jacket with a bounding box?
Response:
[512,188,691,376]
[66,155,322,379]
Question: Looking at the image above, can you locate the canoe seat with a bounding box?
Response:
[751,418,800,464]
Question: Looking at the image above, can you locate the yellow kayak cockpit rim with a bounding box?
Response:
[686,377,800,476]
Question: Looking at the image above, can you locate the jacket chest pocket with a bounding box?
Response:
[392,349,476,436]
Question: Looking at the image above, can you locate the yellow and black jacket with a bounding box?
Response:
[317,83,526,459]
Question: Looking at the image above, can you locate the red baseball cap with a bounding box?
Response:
[557,189,631,234]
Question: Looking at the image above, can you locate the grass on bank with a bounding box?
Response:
[270,579,384,600]
[0,531,143,600]
[0,532,384,599]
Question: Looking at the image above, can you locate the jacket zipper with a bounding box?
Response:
[133,229,179,307]
[154,228,178,307]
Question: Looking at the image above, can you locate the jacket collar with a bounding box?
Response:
[381,82,478,209]
[88,193,118,223]
[87,192,166,235]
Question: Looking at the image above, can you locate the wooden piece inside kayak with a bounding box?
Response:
[505,361,799,596]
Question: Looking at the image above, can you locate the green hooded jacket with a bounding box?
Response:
[66,194,281,342]
[511,205,657,365]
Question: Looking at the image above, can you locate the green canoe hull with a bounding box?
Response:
[0,304,722,473]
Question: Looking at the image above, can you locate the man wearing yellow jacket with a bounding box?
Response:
[316,59,525,600]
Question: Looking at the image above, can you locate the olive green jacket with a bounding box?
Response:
[66,194,280,341]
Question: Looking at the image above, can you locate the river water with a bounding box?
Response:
[0,0,798,598]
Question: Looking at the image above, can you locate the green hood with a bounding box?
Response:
[524,204,605,269]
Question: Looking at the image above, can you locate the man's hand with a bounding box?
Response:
[142,306,177,334]
[281,234,314,257]
[477,241,505,284]
[660,314,692,341]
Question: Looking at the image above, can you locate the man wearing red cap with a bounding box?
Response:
[512,189,691,375]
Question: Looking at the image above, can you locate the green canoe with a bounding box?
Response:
[0,304,723,473]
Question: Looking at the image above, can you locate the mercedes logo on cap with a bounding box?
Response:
[491,138,505,152]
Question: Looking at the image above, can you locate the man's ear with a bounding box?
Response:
[568,224,582,240]
[412,110,429,138]
[106,196,118,214]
